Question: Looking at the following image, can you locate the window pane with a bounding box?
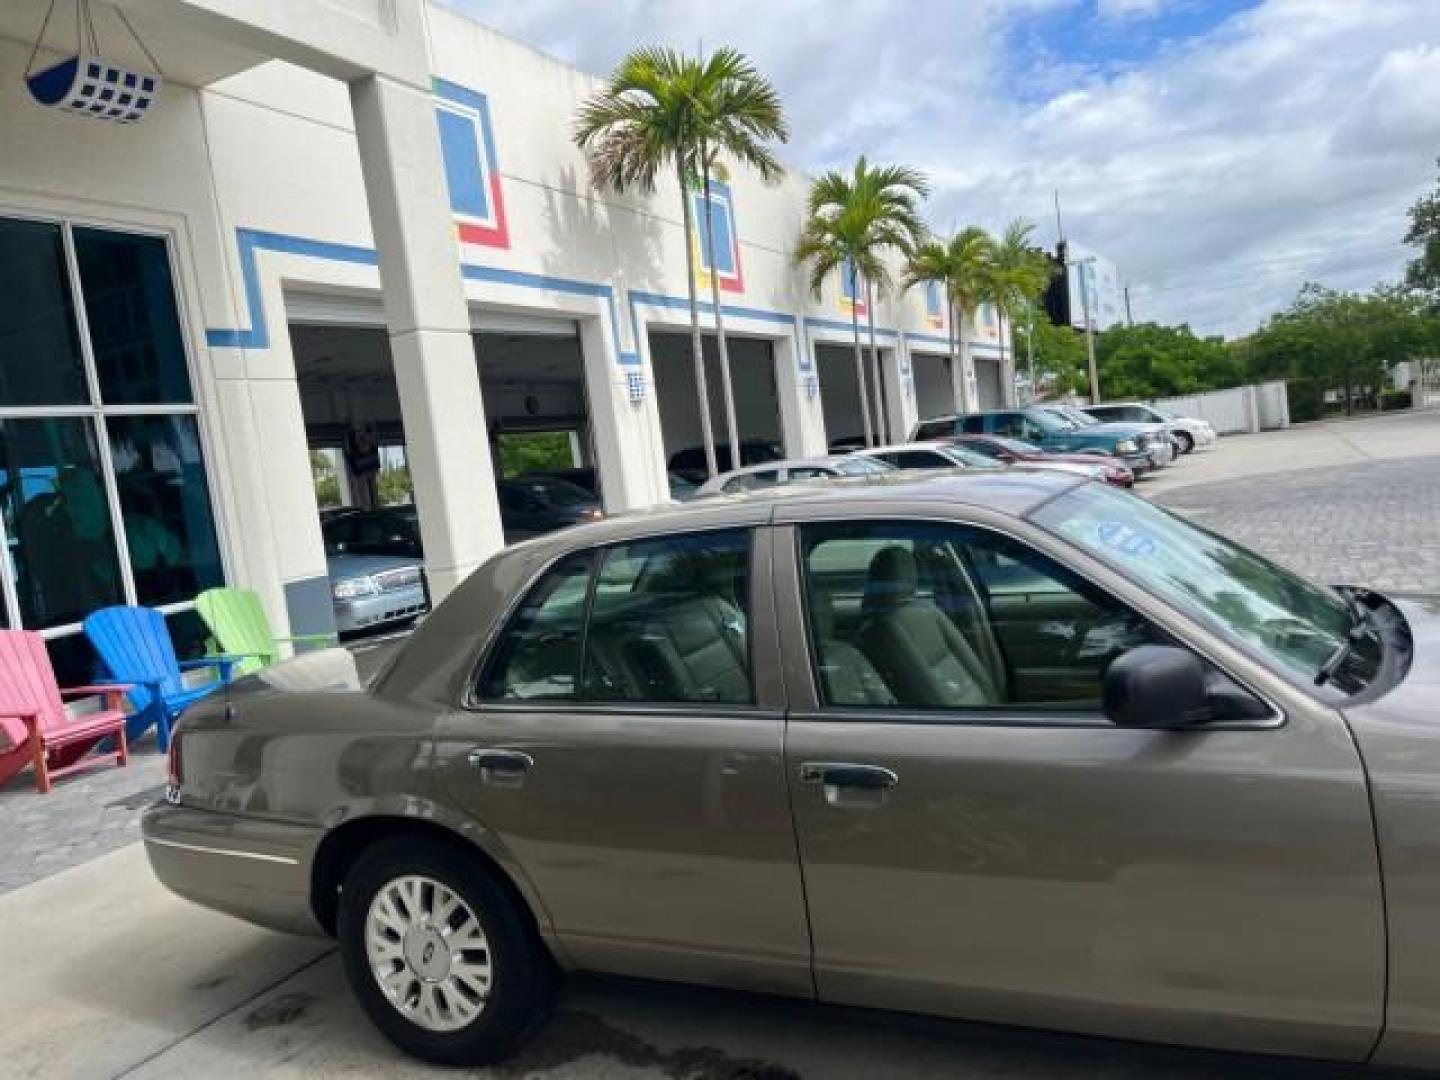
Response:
[0,418,124,628]
[74,227,191,405]
[478,553,591,701]
[800,521,1157,712]
[108,415,223,606]
[582,530,752,704]
[0,218,88,406]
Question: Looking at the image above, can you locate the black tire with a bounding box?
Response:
[1174,430,1194,455]
[337,835,553,1066]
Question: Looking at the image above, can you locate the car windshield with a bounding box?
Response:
[1032,483,1381,693]
[835,456,893,475]
[1063,407,1100,426]
[1036,409,1077,431]
[514,476,594,506]
[941,446,1004,469]
[991,436,1041,454]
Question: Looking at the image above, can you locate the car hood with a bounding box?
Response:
[326,552,423,579]
[1070,421,1157,437]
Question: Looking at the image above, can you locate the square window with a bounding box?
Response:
[99,87,114,101]
[124,72,137,88]
[142,77,155,92]
[87,63,101,78]
[118,93,133,106]
[105,69,118,83]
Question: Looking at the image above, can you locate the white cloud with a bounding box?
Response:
[446,0,1438,336]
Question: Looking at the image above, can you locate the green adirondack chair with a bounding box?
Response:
[195,587,335,675]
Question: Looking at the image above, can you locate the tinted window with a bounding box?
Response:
[582,530,752,704]
[74,228,191,405]
[478,552,592,701]
[914,418,954,440]
[959,415,986,434]
[891,450,947,469]
[799,521,1158,712]
[108,415,224,606]
[0,418,125,628]
[0,219,88,406]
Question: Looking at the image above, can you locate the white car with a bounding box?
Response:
[850,443,1121,485]
[695,454,893,497]
[1084,402,1217,454]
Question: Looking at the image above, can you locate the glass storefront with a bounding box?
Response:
[0,215,223,683]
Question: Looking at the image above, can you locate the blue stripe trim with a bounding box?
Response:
[462,263,634,366]
[803,315,900,340]
[204,229,377,350]
[902,331,952,348]
[627,290,811,373]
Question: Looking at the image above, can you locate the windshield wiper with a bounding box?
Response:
[1315,592,1373,687]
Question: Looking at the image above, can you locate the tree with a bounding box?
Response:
[903,226,995,413]
[310,449,340,509]
[575,46,788,478]
[984,219,1055,406]
[1405,157,1440,303]
[1014,308,1088,398]
[1094,322,1240,401]
[795,157,928,446]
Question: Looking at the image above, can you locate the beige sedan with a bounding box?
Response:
[144,469,1435,1070]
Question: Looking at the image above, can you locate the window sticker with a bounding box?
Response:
[1096,520,1157,558]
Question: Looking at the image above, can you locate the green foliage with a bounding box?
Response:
[1093,322,1240,401]
[376,465,412,507]
[310,449,341,509]
[1405,158,1440,302]
[903,226,996,359]
[498,432,575,478]
[1017,312,1088,397]
[1238,283,1439,415]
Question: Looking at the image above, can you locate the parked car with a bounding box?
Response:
[326,551,429,636]
[1038,405,1176,469]
[694,454,893,497]
[932,433,1135,487]
[323,506,422,560]
[911,407,1163,475]
[1083,402,1216,454]
[668,440,784,483]
[147,470,1430,1070]
[849,442,1005,472]
[526,467,699,503]
[496,476,603,543]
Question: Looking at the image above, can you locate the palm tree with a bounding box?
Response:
[795,158,928,446]
[574,46,788,478]
[903,226,995,413]
[985,219,1055,406]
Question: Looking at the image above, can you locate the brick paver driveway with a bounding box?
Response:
[1157,454,1440,596]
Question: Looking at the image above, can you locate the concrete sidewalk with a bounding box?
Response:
[1,845,1368,1079]
[1140,409,1440,496]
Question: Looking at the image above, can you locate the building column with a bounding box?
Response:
[880,347,913,442]
[350,73,503,600]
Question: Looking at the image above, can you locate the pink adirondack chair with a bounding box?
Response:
[0,630,130,794]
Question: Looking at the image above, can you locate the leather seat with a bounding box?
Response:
[587,594,750,704]
[858,546,1000,707]
[809,587,895,706]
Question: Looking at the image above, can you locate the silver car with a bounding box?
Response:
[327,552,429,635]
[146,471,1432,1071]
[694,453,892,497]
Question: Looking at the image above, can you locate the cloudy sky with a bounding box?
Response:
[452,0,1440,338]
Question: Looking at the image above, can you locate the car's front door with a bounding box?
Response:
[433,520,811,997]
[770,515,1384,1061]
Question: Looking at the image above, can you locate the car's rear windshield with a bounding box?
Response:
[1032,483,1381,693]
[515,476,594,506]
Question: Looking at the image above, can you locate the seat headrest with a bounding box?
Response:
[862,545,919,614]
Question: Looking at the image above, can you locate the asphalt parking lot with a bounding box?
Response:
[3,410,1437,1080]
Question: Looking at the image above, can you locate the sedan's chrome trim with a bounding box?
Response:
[146,836,299,866]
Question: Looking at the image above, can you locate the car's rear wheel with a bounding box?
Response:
[337,836,552,1065]
[1173,430,1194,455]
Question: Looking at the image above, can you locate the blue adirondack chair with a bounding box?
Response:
[82,606,246,751]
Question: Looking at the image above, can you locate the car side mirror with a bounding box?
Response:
[1103,645,1212,729]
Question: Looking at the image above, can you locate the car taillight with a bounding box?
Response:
[166,731,183,790]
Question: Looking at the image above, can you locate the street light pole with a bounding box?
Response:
[1073,255,1100,405]
[1026,304,1036,403]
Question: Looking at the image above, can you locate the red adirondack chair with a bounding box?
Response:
[0,630,130,794]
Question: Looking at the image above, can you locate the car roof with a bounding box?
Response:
[603,468,1078,530]
[854,442,954,455]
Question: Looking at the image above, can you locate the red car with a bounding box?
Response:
[931,434,1135,488]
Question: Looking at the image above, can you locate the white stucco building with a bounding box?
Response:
[0,0,1007,674]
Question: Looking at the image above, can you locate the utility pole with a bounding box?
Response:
[1124,284,1134,327]
[1026,304,1036,403]
[1081,268,1100,404]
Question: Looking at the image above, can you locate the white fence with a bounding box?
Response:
[1151,380,1290,435]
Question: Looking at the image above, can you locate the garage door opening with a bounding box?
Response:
[815,343,888,451]
[649,332,781,482]
[973,354,1003,411]
[911,351,956,428]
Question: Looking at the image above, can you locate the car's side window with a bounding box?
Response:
[959,415,986,434]
[581,529,754,705]
[798,521,1160,715]
[892,450,944,469]
[990,413,1021,437]
[477,552,593,701]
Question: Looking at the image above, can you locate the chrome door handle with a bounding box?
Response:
[467,748,534,788]
[799,762,899,790]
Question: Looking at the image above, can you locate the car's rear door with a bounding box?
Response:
[433,509,811,997]
[769,509,1384,1061]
